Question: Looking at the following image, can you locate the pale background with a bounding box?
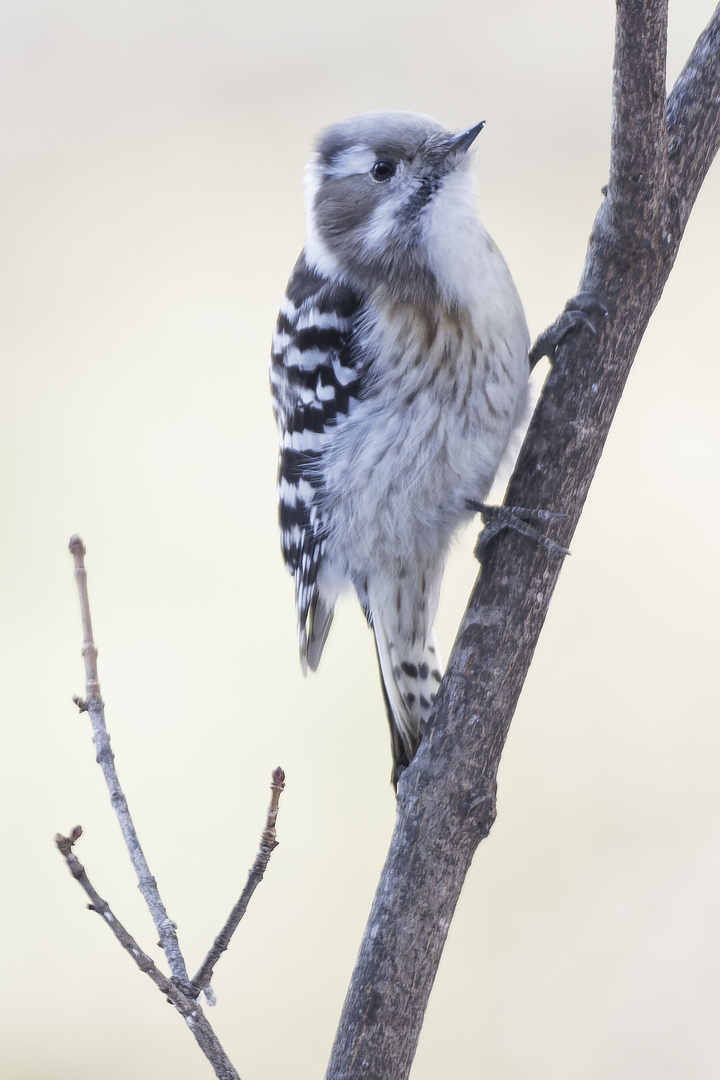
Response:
[2,1,719,1077]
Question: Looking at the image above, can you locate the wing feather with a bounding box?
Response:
[270,254,365,668]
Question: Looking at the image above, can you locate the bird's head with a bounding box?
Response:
[303,111,485,302]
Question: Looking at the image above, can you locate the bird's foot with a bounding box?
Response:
[529,293,608,368]
[469,502,570,561]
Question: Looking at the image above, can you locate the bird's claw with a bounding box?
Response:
[469,502,570,561]
[529,292,608,368]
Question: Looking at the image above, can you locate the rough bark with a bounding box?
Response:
[325,3,720,1078]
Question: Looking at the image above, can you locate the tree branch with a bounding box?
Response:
[666,3,720,229]
[63,538,287,1077]
[325,5,720,1078]
[611,0,669,204]
[191,766,286,995]
[55,828,241,1080]
[68,535,190,989]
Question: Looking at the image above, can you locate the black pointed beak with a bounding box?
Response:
[450,120,485,154]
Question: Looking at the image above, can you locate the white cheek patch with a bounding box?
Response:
[362,182,409,253]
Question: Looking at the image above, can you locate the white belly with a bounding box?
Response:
[321,280,529,579]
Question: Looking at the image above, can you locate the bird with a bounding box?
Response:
[270,110,530,786]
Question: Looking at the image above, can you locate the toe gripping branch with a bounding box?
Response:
[470,503,570,561]
[529,293,608,369]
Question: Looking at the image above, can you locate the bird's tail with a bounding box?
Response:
[372,615,443,788]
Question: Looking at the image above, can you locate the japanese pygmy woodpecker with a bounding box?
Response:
[270,111,530,784]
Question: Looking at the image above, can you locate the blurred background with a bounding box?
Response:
[2,1,719,1077]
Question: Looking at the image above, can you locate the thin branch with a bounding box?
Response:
[610,0,669,202]
[63,540,287,1077]
[55,828,241,1080]
[68,535,190,988]
[55,827,192,1006]
[666,3,720,229]
[191,767,286,995]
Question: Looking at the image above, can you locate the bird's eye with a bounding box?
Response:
[371,160,396,182]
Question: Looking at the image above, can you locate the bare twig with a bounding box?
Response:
[68,535,190,988]
[55,828,241,1080]
[63,538,288,1076]
[55,827,190,1004]
[192,767,286,995]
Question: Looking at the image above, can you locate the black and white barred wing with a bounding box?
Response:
[270,255,364,672]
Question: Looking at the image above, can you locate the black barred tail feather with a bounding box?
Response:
[372,614,443,787]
